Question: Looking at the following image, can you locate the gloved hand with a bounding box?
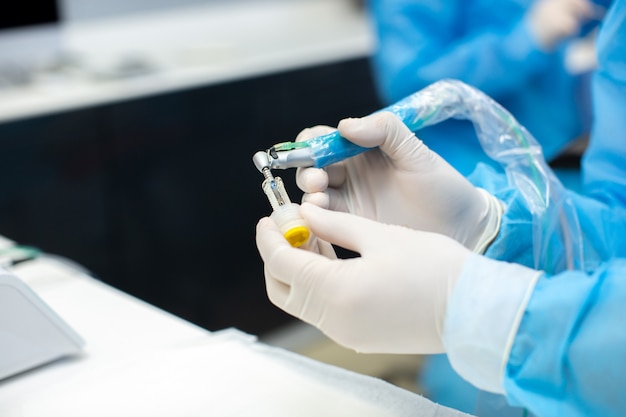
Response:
[295,112,502,253]
[256,202,472,354]
[526,0,596,51]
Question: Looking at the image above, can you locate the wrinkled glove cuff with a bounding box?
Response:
[443,253,541,393]
[471,188,505,254]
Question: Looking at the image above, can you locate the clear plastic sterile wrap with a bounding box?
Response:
[388,79,583,273]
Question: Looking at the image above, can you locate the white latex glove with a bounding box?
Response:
[296,112,502,253]
[256,202,471,354]
[526,0,596,51]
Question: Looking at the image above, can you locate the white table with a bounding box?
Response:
[0,255,470,416]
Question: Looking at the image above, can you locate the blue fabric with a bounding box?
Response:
[419,354,479,414]
[368,0,589,176]
[506,263,626,417]
[471,163,536,268]
[420,2,626,415]
[501,3,626,416]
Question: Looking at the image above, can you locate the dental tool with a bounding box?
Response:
[251,80,453,174]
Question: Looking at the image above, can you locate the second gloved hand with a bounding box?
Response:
[256,203,472,354]
[526,0,596,51]
[296,112,502,253]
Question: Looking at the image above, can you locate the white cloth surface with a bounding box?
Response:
[0,255,472,416]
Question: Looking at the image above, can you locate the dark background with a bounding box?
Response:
[0,0,59,30]
[0,57,381,336]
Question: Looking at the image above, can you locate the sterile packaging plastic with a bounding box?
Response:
[380,79,584,274]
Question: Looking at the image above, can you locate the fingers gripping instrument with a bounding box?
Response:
[250,79,448,248]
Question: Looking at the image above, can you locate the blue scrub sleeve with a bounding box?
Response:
[504,261,626,417]
[459,3,626,416]
[581,3,626,203]
[472,163,626,270]
[505,7,626,416]
[469,164,535,267]
[445,255,626,417]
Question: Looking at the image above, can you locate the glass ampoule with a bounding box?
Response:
[262,175,310,248]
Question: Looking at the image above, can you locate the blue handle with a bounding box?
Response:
[308,131,368,168]
[306,100,430,168]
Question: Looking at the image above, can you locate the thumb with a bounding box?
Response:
[337,112,429,171]
[300,203,387,254]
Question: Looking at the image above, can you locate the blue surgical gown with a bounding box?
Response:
[468,2,626,415]
[368,0,591,178]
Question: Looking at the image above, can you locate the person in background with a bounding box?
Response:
[255,1,626,416]
[367,0,608,185]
